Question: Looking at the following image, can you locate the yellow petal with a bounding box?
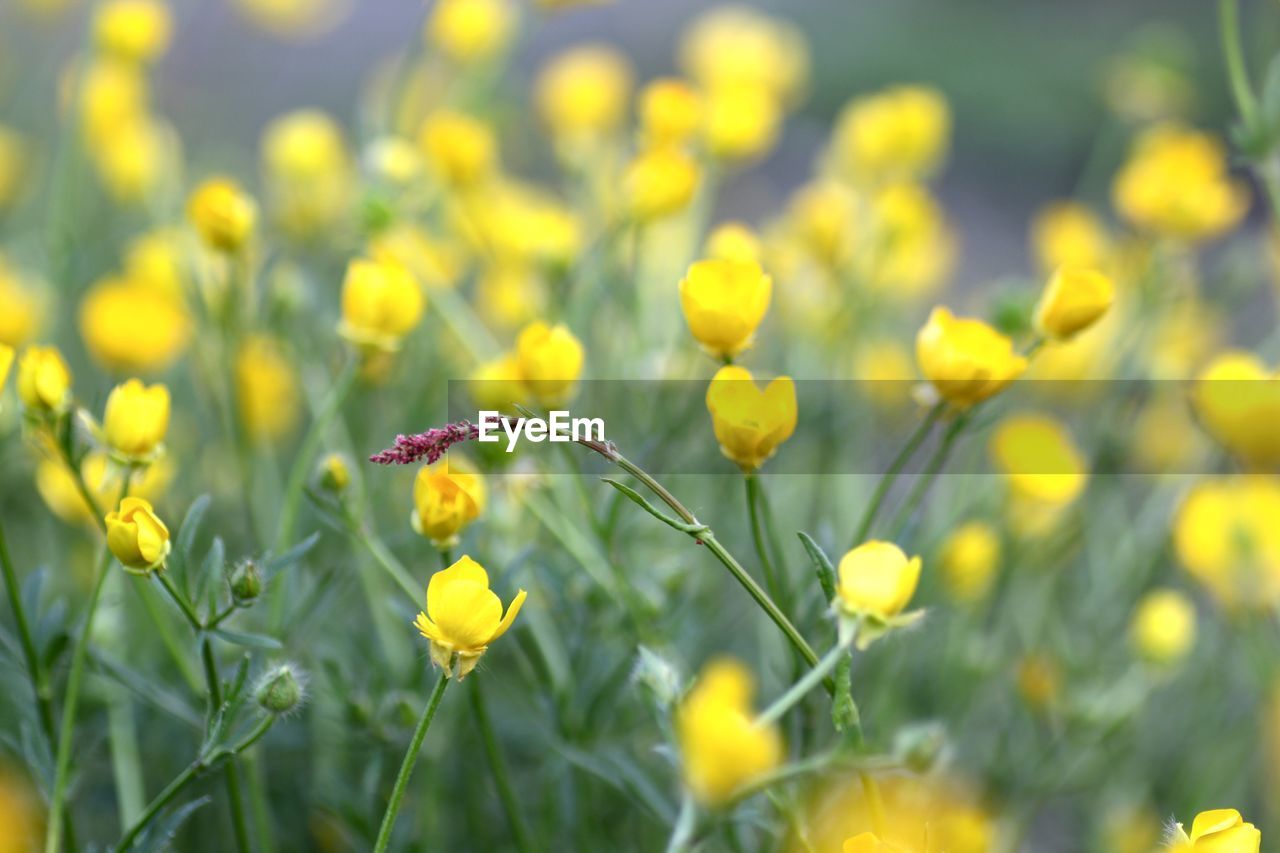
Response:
[488,588,527,643]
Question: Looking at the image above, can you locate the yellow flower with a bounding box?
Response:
[1169,809,1260,852]
[236,335,300,441]
[704,222,762,264]
[915,307,1027,408]
[36,451,171,526]
[470,354,525,412]
[859,183,955,299]
[639,78,702,147]
[426,0,514,64]
[76,59,147,150]
[94,0,172,64]
[535,45,633,141]
[623,147,699,222]
[413,555,526,679]
[702,84,780,161]
[1032,267,1115,341]
[1191,352,1280,467]
[337,257,424,351]
[705,366,796,471]
[187,177,257,253]
[787,180,858,269]
[93,117,175,205]
[418,111,497,189]
[79,276,191,373]
[1129,588,1195,666]
[477,265,543,330]
[1174,477,1280,609]
[844,834,904,853]
[317,453,350,494]
[103,379,170,461]
[676,658,783,806]
[938,521,1000,604]
[370,223,465,291]
[364,136,422,186]
[0,344,12,395]
[1030,201,1111,273]
[678,7,808,104]
[836,540,921,620]
[854,340,916,411]
[412,458,487,547]
[679,259,772,359]
[989,413,1087,523]
[106,496,171,573]
[16,345,72,414]
[514,321,584,405]
[1112,124,1248,242]
[0,259,42,347]
[262,109,353,237]
[832,85,950,184]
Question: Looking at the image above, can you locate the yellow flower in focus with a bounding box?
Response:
[639,78,702,147]
[836,540,921,620]
[679,259,772,359]
[187,177,257,253]
[1169,809,1260,852]
[413,555,526,679]
[16,345,71,414]
[702,85,781,162]
[1112,125,1247,242]
[36,451,171,526]
[1129,588,1195,666]
[418,110,497,189]
[94,0,172,64]
[338,257,425,351]
[106,496,170,573]
[236,335,299,441]
[535,45,632,142]
[989,413,1087,508]
[470,354,524,412]
[103,379,169,462]
[79,276,191,373]
[514,321,584,405]
[412,458,487,548]
[938,521,1000,604]
[854,340,916,410]
[0,126,29,213]
[624,147,699,222]
[1191,352,1280,467]
[915,307,1027,408]
[0,259,42,347]
[704,221,761,264]
[1030,201,1111,274]
[678,7,808,104]
[262,109,353,237]
[832,86,950,184]
[1174,477,1280,609]
[1032,267,1115,341]
[676,658,782,806]
[705,366,796,471]
[426,0,513,64]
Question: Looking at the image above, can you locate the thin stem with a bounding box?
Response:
[58,442,107,535]
[1220,0,1258,126]
[851,403,944,548]
[439,548,454,570]
[664,792,697,853]
[157,571,202,632]
[757,634,855,726]
[469,678,537,853]
[199,619,250,853]
[745,474,783,605]
[373,669,452,852]
[887,413,971,538]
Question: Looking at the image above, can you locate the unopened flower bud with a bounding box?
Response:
[317,453,351,495]
[256,664,304,714]
[228,559,262,605]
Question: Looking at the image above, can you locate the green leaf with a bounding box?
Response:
[136,796,211,852]
[91,651,202,728]
[798,531,837,601]
[1259,54,1280,147]
[177,495,212,562]
[199,536,225,612]
[264,532,320,576]
[211,628,284,651]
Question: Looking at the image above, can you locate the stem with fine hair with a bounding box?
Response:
[851,402,944,548]
[469,677,537,853]
[374,668,453,852]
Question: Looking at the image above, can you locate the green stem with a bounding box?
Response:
[851,403,944,548]
[664,793,697,853]
[156,571,202,631]
[757,633,855,726]
[201,636,251,853]
[745,474,783,606]
[1220,0,1258,126]
[373,669,452,853]
[439,548,454,569]
[887,413,970,538]
[469,678,537,853]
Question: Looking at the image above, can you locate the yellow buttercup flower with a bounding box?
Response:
[94,0,172,64]
[1112,124,1248,242]
[262,109,353,237]
[639,78,702,147]
[678,7,808,104]
[470,354,525,412]
[1191,352,1280,467]
[704,222,762,264]
[370,223,465,291]
[0,259,42,347]
[418,111,497,190]
[623,147,699,222]
[915,307,1027,408]
[76,59,147,150]
[413,555,526,679]
[187,177,257,253]
[1032,267,1115,341]
[426,0,513,63]
[124,229,187,298]
[16,345,72,414]
[854,339,916,411]
[1174,477,1280,609]
[412,458,487,548]
[786,180,858,269]
[1030,201,1111,273]
[1169,809,1260,852]
[938,521,1000,604]
[859,182,955,300]
[36,451,171,526]
[805,773,992,853]
[535,45,633,142]
[514,321,584,405]
[93,116,175,205]
[836,540,922,620]
[477,265,543,330]
[701,84,780,162]
[679,259,772,359]
[106,497,171,574]
[236,335,300,441]
[338,257,425,351]
[844,834,903,853]
[676,658,782,806]
[989,413,1087,533]
[79,276,191,373]
[364,136,423,186]
[705,366,796,471]
[832,85,950,184]
[103,379,170,462]
[1130,588,1195,666]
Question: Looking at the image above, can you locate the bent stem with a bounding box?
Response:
[469,677,537,853]
[851,402,944,548]
[373,668,453,853]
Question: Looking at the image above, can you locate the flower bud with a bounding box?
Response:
[639,78,702,147]
[316,452,351,495]
[228,559,263,605]
[426,0,513,64]
[514,321,584,405]
[94,0,172,64]
[337,257,425,352]
[1129,588,1195,666]
[1032,266,1115,341]
[915,306,1027,408]
[16,345,72,414]
[187,177,257,253]
[938,521,1000,604]
[836,540,921,620]
[418,111,497,190]
[412,458,486,547]
[679,258,772,360]
[103,378,170,461]
[624,147,699,222]
[1170,809,1260,852]
[106,497,171,574]
[705,365,796,471]
[256,663,305,714]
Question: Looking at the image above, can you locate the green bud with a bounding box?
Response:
[256,664,304,714]
[228,559,262,606]
[316,453,351,495]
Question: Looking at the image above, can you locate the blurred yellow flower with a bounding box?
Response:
[418,110,497,189]
[832,85,950,184]
[1030,201,1111,274]
[76,59,148,149]
[106,496,170,573]
[860,182,955,298]
[187,177,257,253]
[702,84,781,162]
[477,265,544,330]
[514,321,584,405]
[426,0,513,64]
[471,183,582,269]
[1169,809,1260,852]
[989,413,1087,510]
[1175,477,1280,609]
[0,344,12,395]
[413,554,526,679]
[103,379,170,462]
[364,135,423,186]
[93,116,175,204]
[678,6,808,104]
[679,258,772,359]
[16,345,71,414]
[535,45,632,142]
[412,457,487,548]
[1192,352,1280,467]
[1129,588,1195,666]
[843,834,901,853]
[93,0,172,64]
[1033,267,1115,341]
[639,78,702,147]
[938,521,1000,604]
[1112,125,1247,242]
[1016,652,1061,710]
[0,768,42,853]
[676,658,782,806]
[915,307,1027,408]
[470,353,525,412]
[0,126,29,213]
[705,365,796,471]
[36,451,171,526]
[837,540,921,620]
[262,109,353,237]
[704,221,762,264]
[0,259,42,347]
[79,276,191,373]
[338,257,425,351]
[854,339,915,410]
[232,0,349,40]
[317,452,350,494]
[787,180,858,269]
[371,223,465,291]
[124,229,187,297]
[1131,390,1206,474]
[236,335,299,441]
[624,146,699,221]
